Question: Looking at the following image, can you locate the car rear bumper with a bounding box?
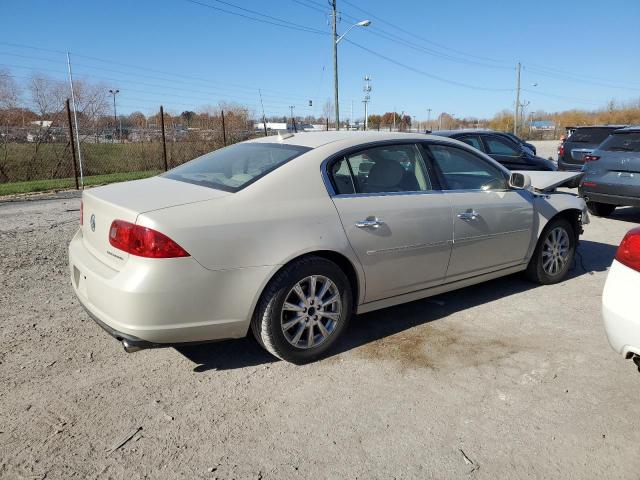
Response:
[578,189,640,208]
[603,260,640,358]
[557,159,583,171]
[68,229,273,346]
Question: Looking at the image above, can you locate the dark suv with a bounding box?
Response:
[579,126,640,216]
[430,130,555,171]
[558,125,626,171]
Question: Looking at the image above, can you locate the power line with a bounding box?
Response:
[293,0,511,70]
[343,39,513,92]
[183,0,327,35]
[338,0,511,65]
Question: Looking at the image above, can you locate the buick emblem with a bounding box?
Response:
[90,214,96,232]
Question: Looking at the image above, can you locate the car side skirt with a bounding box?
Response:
[356,263,527,314]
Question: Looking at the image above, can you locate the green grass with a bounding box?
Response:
[0,170,161,196]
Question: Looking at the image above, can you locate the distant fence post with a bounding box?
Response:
[65,98,79,190]
[326,118,329,131]
[221,110,227,146]
[160,105,168,171]
[262,115,268,137]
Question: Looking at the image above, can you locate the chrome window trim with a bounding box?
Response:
[320,138,513,198]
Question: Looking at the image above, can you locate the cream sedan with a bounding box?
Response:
[69,132,588,363]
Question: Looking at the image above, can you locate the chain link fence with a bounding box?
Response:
[0,103,266,196]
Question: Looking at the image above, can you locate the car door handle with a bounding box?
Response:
[355,217,383,229]
[457,210,480,221]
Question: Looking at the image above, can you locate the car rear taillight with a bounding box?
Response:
[80,199,83,226]
[108,220,190,258]
[583,154,600,163]
[615,227,640,272]
[582,181,597,187]
[559,144,565,157]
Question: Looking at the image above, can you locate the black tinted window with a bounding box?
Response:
[427,144,507,190]
[458,135,483,150]
[599,132,640,152]
[163,143,309,192]
[484,136,520,156]
[568,128,617,144]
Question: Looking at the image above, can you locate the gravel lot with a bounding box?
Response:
[1,190,640,479]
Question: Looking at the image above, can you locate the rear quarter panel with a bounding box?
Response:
[137,146,365,301]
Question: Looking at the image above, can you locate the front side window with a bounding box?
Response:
[330,144,432,195]
[484,136,520,156]
[427,144,507,191]
[163,143,310,192]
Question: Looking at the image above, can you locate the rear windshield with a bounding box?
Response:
[567,128,616,144]
[599,132,640,152]
[163,143,310,192]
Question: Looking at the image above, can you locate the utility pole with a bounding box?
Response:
[109,89,120,143]
[427,108,432,130]
[363,75,371,131]
[289,105,296,132]
[514,61,521,136]
[331,0,340,130]
[66,52,83,187]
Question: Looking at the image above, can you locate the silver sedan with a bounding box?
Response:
[69,132,588,363]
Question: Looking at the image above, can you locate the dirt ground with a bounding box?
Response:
[1,190,640,480]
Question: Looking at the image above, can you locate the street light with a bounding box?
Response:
[331,0,370,130]
[108,89,120,143]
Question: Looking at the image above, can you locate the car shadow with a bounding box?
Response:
[176,239,617,371]
[609,206,640,224]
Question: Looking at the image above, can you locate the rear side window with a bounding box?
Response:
[329,144,432,195]
[457,135,484,151]
[567,128,616,144]
[427,144,507,191]
[163,143,310,192]
[599,132,640,152]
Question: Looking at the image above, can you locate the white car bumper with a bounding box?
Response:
[602,259,640,358]
[68,229,273,347]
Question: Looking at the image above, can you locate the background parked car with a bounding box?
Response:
[431,130,556,171]
[498,131,537,155]
[579,126,640,216]
[603,226,640,372]
[558,125,626,171]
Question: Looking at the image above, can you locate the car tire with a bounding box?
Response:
[250,256,353,364]
[525,217,576,285]
[586,201,616,217]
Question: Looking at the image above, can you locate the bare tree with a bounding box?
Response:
[28,73,65,119]
[0,68,21,110]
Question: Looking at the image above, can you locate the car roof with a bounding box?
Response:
[431,129,507,137]
[573,125,627,130]
[245,130,437,149]
[612,125,640,133]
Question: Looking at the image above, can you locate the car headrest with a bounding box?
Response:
[366,158,405,191]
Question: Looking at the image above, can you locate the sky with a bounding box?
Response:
[1,0,639,121]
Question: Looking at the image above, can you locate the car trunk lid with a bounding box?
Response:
[81,176,229,270]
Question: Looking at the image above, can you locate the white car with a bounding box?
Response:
[603,226,640,372]
[69,131,587,363]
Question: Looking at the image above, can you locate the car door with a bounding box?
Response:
[424,142,534,281]
[328,143,453,302]
[481,134,530,170]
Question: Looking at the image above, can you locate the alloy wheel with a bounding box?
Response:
[280,275,342,349]
[542,226,571,276]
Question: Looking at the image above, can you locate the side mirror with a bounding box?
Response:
[509,172,531,190]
